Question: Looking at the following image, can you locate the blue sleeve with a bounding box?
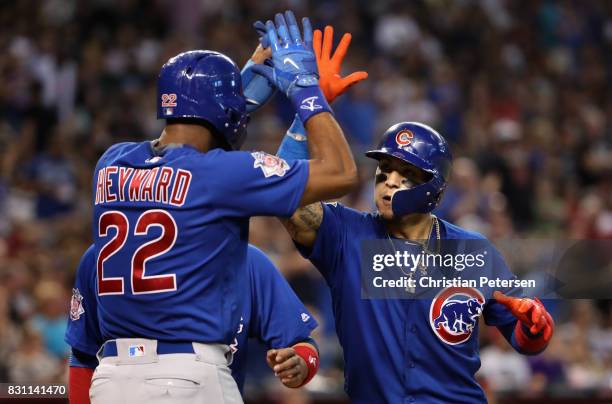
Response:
[496,322,520,350]
[94,142,133,172]
[64,246,104,357]
[295,202,348,283]
[69,348,99,369]
[277,114,309,160]
[483,247,523,327]
[206,150,309,218]
[246,246,318,348]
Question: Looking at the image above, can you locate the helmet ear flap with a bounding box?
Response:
[225,107,244,125]
[390,176,444,217]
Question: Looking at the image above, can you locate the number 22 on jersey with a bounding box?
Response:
[97,209,177,295]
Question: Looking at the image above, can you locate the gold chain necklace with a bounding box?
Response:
[385,215,440,293]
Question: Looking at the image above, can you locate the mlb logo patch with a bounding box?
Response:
[128,345,145,357]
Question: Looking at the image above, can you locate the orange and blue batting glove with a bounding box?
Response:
[277,25,368,160]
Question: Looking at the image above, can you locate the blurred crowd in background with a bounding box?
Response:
[0,0,611,402]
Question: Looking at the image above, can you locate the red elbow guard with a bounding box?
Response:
[294,344,320,387]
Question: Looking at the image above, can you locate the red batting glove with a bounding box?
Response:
[313,26,368,103]
[493,291,554,351]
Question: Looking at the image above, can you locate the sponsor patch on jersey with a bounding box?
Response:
[301,313,310,322]
[128,345,146,357]
[429,287,484,345]
[251,151,290,178]
[70,288,85,321]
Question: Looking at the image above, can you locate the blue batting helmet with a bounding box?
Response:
[157,50,249,150]
[365,122,452,216]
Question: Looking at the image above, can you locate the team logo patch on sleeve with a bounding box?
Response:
[70,288,85,321]
[251,151,290,177]
[429,287,484,345]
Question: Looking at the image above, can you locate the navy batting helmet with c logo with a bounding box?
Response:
[366,122,452,217]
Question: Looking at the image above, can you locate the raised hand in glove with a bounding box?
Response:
[276,25,368,161]
[313,26,368,103]
[250,11,318,98]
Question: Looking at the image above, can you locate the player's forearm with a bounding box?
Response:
[268,341,320,388]
[291,341,319,387]
[498,320,551,355]
[302,112,358,206]
[292,341,318,354]
[281,202,323,247]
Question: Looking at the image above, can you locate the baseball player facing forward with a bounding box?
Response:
[80,10,357,403]
[66,244,319,403]
[272,26,555,404]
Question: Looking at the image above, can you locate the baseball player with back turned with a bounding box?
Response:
[66,244,320,403]
[76,9,357,403]
[270,25,555,404]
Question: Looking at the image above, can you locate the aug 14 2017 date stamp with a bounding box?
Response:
[1,383,67,398]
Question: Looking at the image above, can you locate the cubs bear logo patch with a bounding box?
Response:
[429,287,484,345]
[70,288,85,321]
[251,151,290,177]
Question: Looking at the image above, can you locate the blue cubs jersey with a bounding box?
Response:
[297,203,519,404]
[230,245,317,392]
[92,141,308,344]
[65,244,317,393]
